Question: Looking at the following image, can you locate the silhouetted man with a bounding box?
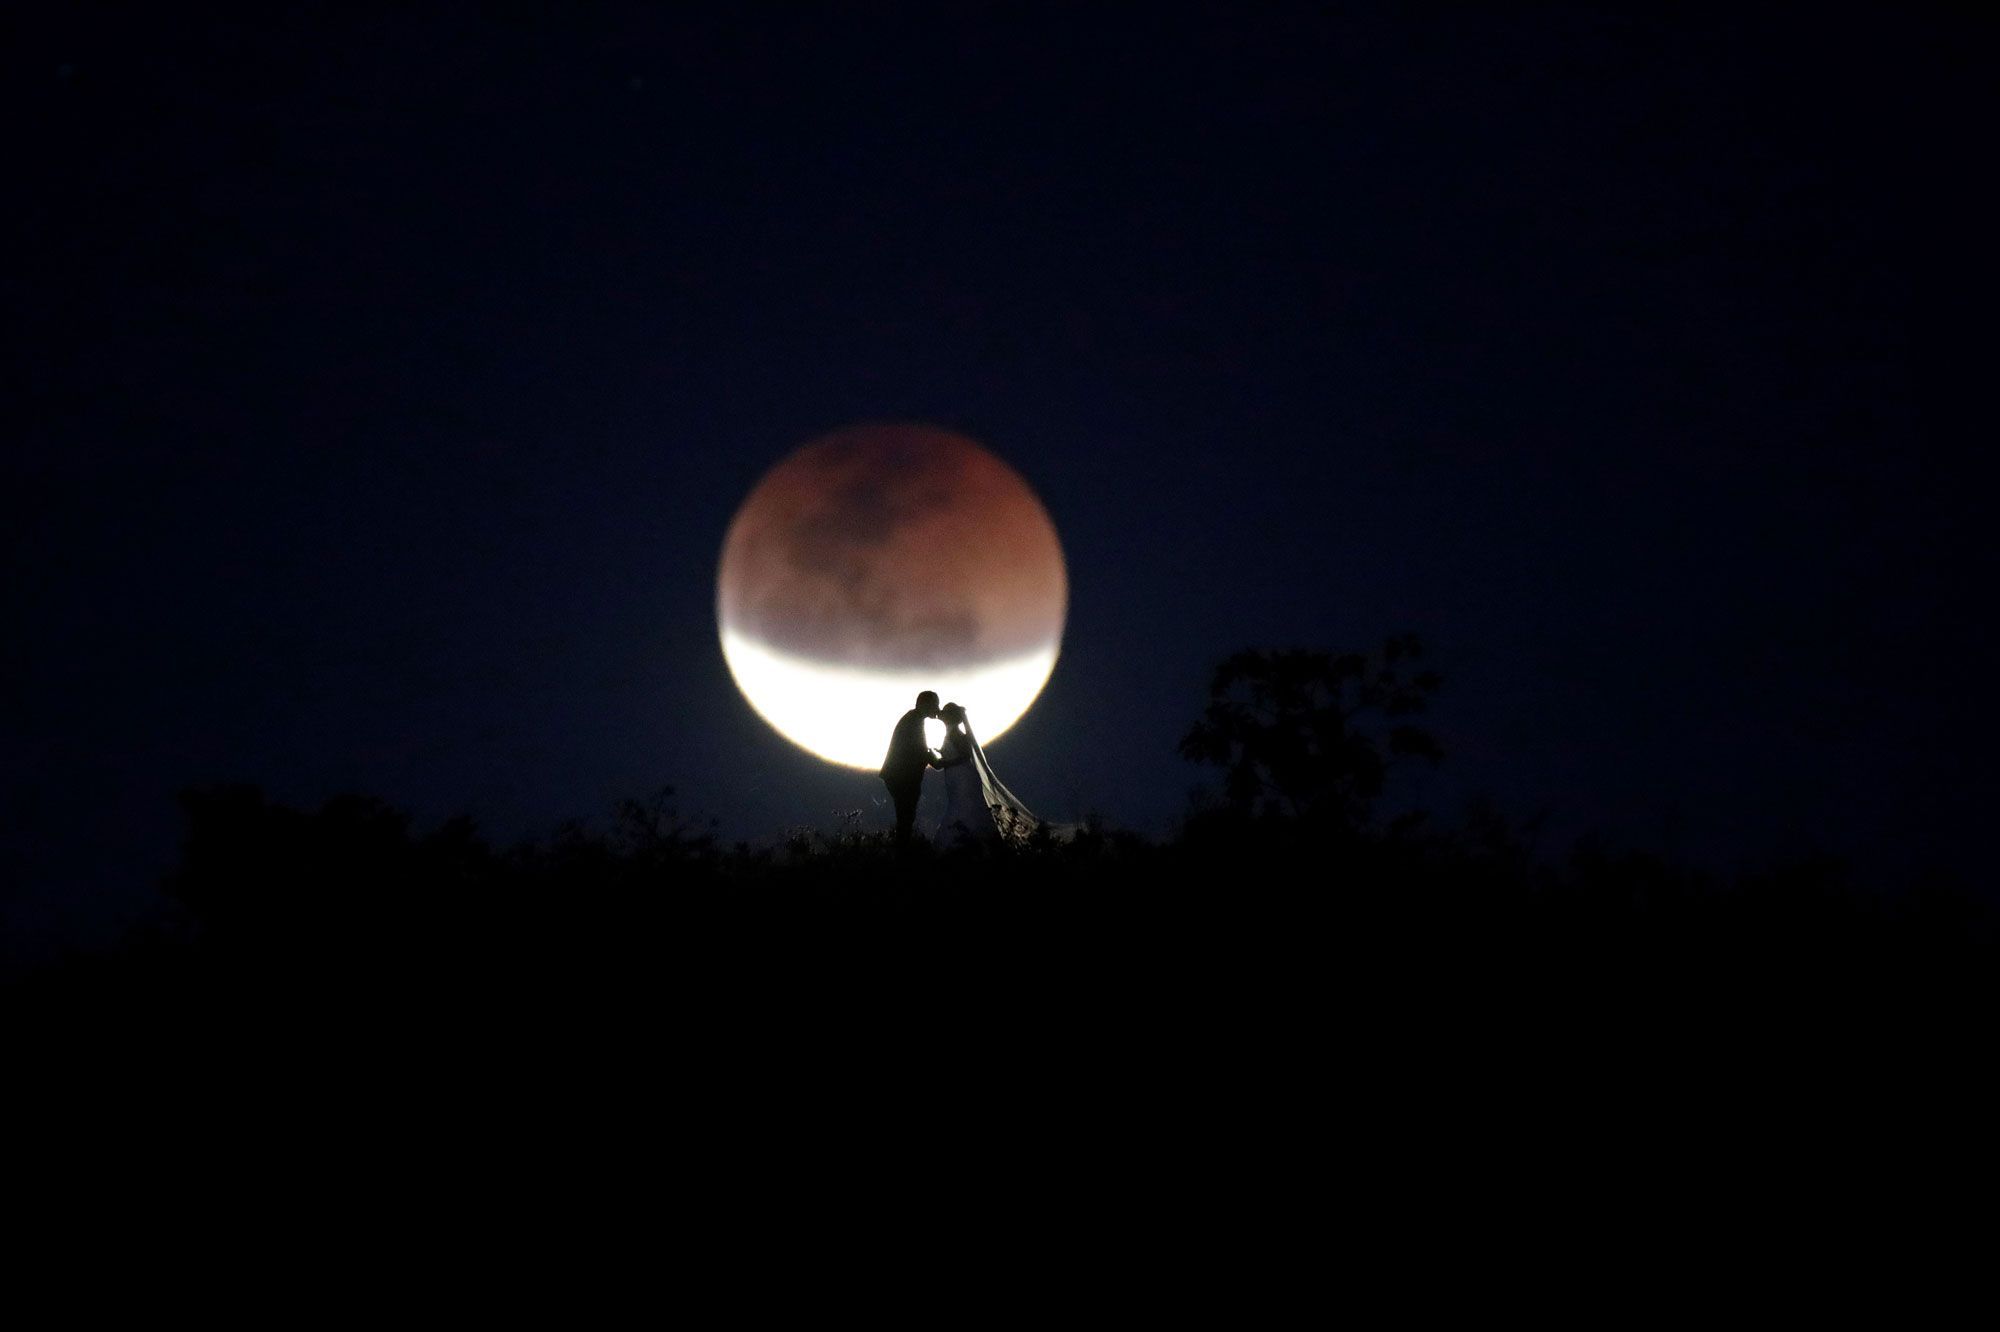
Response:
[880,690,943,849]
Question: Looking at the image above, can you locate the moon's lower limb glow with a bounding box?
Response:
[720,630,1058,769]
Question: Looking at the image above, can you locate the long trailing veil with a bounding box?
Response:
[953,711,1056,847]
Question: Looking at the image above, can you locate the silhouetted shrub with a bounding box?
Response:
[1179,636,1443,831]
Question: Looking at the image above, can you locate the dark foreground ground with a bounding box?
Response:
[12,880,1979,1301]
[9,787,1993,1252]
[15,786,1993,1056]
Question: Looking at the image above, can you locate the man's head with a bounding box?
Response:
[915,690,941,718]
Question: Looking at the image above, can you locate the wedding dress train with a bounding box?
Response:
[936,707,1044,847]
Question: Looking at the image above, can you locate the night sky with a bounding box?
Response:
[8,5,1989,967]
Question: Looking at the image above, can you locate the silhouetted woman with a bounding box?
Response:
[935,702,1041,847]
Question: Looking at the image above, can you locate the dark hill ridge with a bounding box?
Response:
[15,639,1992,1070]
[16,781,1992,1059]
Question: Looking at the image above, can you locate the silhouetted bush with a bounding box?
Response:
[1179,636,1443,831]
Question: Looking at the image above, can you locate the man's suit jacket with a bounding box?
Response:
[879,708,933,791]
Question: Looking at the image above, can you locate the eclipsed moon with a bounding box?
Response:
[717,423,1068,769]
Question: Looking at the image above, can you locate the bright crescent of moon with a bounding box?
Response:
[719,631,1059,769]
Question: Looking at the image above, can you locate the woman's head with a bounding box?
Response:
[940,702,971,735]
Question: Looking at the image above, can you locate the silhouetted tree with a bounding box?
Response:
[1178,635,1444,830]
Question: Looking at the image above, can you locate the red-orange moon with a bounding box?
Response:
[716,423,1068,767]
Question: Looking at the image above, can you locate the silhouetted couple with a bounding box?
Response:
[879,690,1040,849]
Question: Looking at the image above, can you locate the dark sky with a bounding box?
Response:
[7,4,1990,965]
